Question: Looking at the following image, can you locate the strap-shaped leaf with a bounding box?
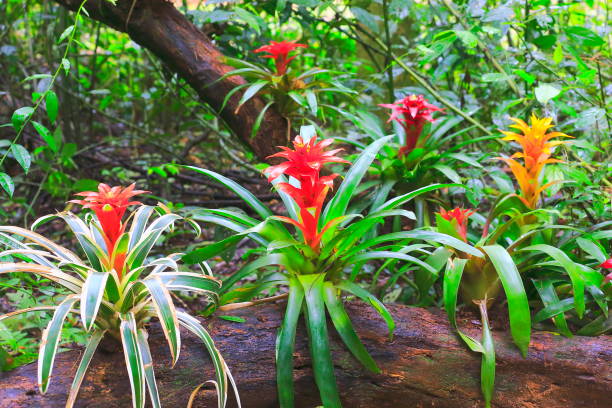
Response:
[276,276,304,408]
[38,295,79,393]
[237,80,268,108]
[221,253,286,294]
[177,311,229,408]
[182,166,272,219]
[336,280,395,339]
[128,205,156,250]
[323,282,379,373]
[521,244,591,318]
[482,245,531,357]
[66,329,106,408]
[143,276,181,365]
[156,272,221,295]
[322,135,393,225]
[532,279,573,337]
[345,250,437,275]
[0,263,82,292]
[0,225,81,263]
[442,258,484,352]
[136,329,162,408]
[477,302,496,408]
[120,312,146,408]
[298,274,341,408]
[127,214,181,269]
[75,232,108,272]
[80,271,109,331]
[372,183,463,213]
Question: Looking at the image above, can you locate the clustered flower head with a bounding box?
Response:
[438,207,475,242]
[498,114,573,209]
[599,258,612,285]
[70,183,148,275]
[379,94,444,156]
[254,40,307,75]
[264,134,349,250]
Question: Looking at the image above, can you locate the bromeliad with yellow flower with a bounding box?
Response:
[497,114,573,209]
[0,184,238,408]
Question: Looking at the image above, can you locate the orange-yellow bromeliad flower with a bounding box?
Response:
[497,114,573,209]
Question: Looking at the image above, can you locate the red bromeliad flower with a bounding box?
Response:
[599,258,612,285]
[438,207,475,242]
[254,40,307,75]
[379,94,444,156]
[71,183,148,275]
[264,135,349,251]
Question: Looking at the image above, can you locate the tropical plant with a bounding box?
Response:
[179,126,469,407]
[221,40,355,140]
[0,184,238,408]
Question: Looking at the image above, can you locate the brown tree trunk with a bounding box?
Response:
[1,302,610,407]
[52,0,288,161]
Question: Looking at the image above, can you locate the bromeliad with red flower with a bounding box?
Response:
[380,94,444,156]
[255,40,307,76]
[70,183,148,277]
[264,134,349,251]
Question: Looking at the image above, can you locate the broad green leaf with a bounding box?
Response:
[482,245,530,356]
[276,276,304,407]
[38,295,79,393]
[521,244,587,317]
[11,144,31,173]
[534,83,560,105]
[299,274,341,408]
[11,106,34,131]
[32,121,59,152]
[532,280,572,337]
[80,272,109,331]
[46,90,59,124]
[238,80,268,108]
[323,282,379,373]
[443,258,484,352]
[0,172,15,197]
[564,26,605,47]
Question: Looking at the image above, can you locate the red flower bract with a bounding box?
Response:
[379,94,443,156]
[599,258,612,269]
[254,40,307,75]
[70,183,148,275]
[438,207,475,242]
[264,135,349,251]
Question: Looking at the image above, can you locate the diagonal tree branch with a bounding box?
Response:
[53,0,288,161]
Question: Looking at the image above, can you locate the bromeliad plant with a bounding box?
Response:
[180,127,465,407]
[0,184,237,408]
[221,40,355,139]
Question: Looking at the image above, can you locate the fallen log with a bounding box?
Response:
[53,0,289,161]
[1,302,610,407]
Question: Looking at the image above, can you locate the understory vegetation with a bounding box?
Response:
[0,1,610,407]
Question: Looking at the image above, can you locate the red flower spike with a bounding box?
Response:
[438,207,475,242]
[254,40,307,75]
[264,134,349,251]
[599,258,612,269]
[379,94,444,156]
[70,183,148,275]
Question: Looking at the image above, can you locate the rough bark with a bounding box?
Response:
[1,302,610,407]
[53,0,288,160]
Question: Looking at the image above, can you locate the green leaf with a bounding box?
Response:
[218,315,246,323]
[9,144,30,174]
[119,313,146,408]
[136,329,162,408]
[32,121,59,152]
[234,7,261,34]
[66,329,106,408]
[481,245,531,357]
[456,30,478,48]
[337,280,395,338]
[520,244,588,318]
[534,83,560,105]
[61,58,71,74]
[38,295,79,393]
[45,91,59,124]
[0,172,15,197]
[251,101,274,139]
[553,43,563,64]
[323,135,393,224]
[238,80,268,109]
[532,280,572,337]
[276,276,304,407]
[80,272,109,331]
[298,274,342,408]
[323,282,379,373]
[11,106,34,131]
[442,258,483,352]
[143,276,181,365]
[513,69,535,85]
[478,302,495,408]
[58,25,75,43]
[481,73,510,83]
[306,90,318,116]
[564,26,605,47]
